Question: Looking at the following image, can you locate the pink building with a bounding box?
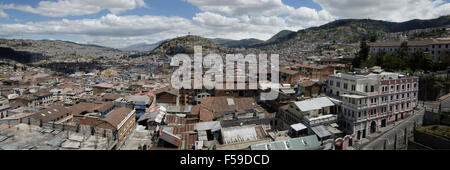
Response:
[327,71,419,140]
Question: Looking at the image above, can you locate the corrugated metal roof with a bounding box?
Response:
[195,121,222,132]
[222,125,267,145]
[294,97,334,112]
[311,125,332,138]
[250,135,320,150]
[290,123,307,131]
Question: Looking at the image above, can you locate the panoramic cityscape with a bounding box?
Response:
[0,0,449,154]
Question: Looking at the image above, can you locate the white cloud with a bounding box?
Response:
[313,0,450,22]
[0,0,147,17]
[0,0,339,48]
[0,9,8,18]
[184,0,294,16]
[192,12,298,41]
[286,7,336,27]
[0,14,203,48]
[2,0,448,48]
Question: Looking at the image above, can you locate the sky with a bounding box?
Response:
[0,0,449,48]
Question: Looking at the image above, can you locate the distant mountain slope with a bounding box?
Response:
[151,35,225,55]
[121,39,169,52]
[211,38,263,48]
[316,15,450,33]
[0,38,123,59]
[251,30,296,47]
[252,15,450,48]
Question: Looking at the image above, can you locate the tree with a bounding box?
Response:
[421,53,434,72]
[374,51,385,66]
[353,40,370,69]
[359,40,370,61]
[438,51,450,70]
[352,56,362,69]
[406,50,433,72]
[382,51,405,71]
[369,32,377,42]
[398,41,409,59]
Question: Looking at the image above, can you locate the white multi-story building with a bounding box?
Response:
[369,39,450,63]
[326,71,419,140]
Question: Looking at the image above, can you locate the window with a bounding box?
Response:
[344,83,348,89]
[396,85,399,91]
[329,80,334,86]
[336,81,340,88]
[351,85,356,91]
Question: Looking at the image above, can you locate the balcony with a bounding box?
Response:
[342,102,368,110]
[304,114,337,126]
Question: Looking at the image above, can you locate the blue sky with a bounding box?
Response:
[0,0,448,48]
[0,0,321,23]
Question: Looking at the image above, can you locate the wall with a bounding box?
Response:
[414,130,450,149]
[0,115,118,149]
[360,109,424,150]
[156,92,177,104]
[117,112,136,149]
